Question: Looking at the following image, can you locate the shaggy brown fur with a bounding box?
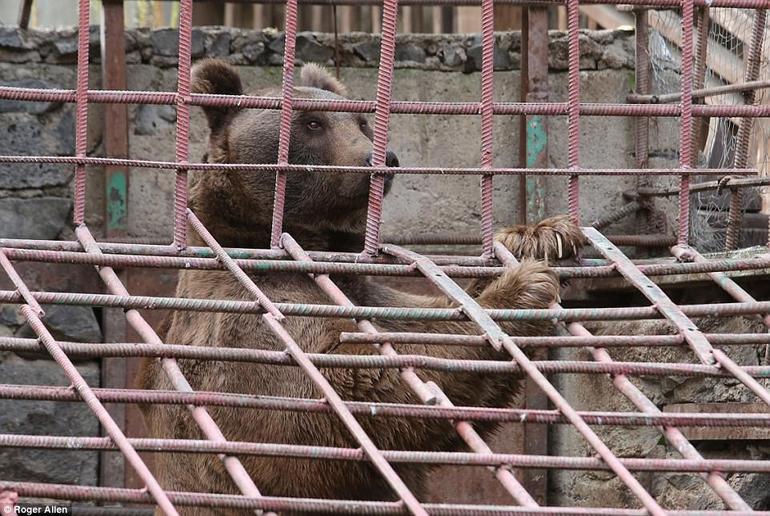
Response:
[138,60,585,515]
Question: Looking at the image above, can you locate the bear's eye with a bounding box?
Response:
[306,120,323,131]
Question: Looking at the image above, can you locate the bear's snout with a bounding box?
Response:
[364,150,400,168]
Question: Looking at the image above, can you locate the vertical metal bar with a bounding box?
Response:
[173,0,193,249]
[677,0,695,245]
[479,0,495,257]
[363,0,399,255]
[691,6,710,165]
[100,0,130,489]
[269,0,299,248]
[566,0,580,223]
[18,0,33,29]
[727,9,766,251]
[73,0,91,226]
[518,7,529,225]
[634,9,650,170]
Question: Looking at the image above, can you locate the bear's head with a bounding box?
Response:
[189,59,398,244]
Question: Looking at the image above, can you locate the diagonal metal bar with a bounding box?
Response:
[0,253,178,515]
[672,245,770,407]
[185,218,426,514]
[0,250,43,317]
[493,239,752,511]
[583,227,715,365]
[262,314,428,516]
[280,233,539,507]
[187,209,284,319]
[75,224,272,515]
[382,243,666,515]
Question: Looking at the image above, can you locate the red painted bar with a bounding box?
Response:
[172,0,193,249]
[363,0,401,255]
[479,0,495,256]
[270,0,299,247]
[566,0,581,222]
[72,0,90,225]
[75,225,270,509]
[3,382,770,428]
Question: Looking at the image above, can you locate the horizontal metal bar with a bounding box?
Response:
[338,331,770,348]
[627,79,770,104]
[0,155,755,177]
[5,288,770,322]
[2,240,770,279]
[3,383,769,427]
[3,86,770,117]
[3,480,768,515]
[636,176,770,197]
[3,433,770,473]
[1,331,768,377]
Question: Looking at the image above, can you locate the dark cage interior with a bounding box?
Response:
[1,0,770,514]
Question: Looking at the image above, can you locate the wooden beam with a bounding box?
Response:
[579,5,632,29]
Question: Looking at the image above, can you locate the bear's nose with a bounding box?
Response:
[365,150,400,168]
[385,150,400,168]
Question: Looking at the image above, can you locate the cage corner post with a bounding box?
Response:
[520,3,550,505]
[99,0,132,491]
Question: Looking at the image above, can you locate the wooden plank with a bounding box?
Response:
[18,0,33,29]
[579,5,632,29]
[456,6,480,33]
[663,403,770,441]
[521,6,550,505]
[99,0,130,490]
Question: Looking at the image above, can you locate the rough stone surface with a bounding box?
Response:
[0,354,99,485]
[16,305,102,345]
[134,104,177,135]
[295,32,335,64]
[3,26,635,72]
[0,197,71,239]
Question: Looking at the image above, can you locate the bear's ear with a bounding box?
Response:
[191,59,243,131]
[298,63,347,97]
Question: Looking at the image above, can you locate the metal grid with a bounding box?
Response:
[0,0,770,514]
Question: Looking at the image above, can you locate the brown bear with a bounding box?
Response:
[138,59,585,515]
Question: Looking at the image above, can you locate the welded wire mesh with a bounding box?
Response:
[0,0,770,515]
